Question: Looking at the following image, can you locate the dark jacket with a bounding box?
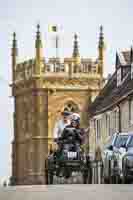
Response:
[61,125,85,145]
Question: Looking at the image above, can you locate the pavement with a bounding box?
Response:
[0,184,133,200]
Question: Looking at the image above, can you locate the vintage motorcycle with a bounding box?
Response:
[45,127,92,184]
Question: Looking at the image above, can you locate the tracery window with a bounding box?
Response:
[63,102,79,113]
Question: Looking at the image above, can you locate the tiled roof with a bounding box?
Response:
[118,50,131,66]
[88,66,133,117]
[121,51,131,65]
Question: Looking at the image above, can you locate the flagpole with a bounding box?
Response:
[56,34,59,59]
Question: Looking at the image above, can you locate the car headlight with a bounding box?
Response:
[124,155,133,167]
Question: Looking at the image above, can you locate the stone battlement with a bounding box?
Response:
[14,57,99,83]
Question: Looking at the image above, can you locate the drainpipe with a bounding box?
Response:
[117,105,121,132]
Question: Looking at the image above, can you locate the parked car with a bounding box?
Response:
[102,132,129,183]
[113,133,133,183]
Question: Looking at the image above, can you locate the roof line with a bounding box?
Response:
[118,52,126,65]
[92,88,133,116]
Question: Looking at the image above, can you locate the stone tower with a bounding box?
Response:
[11,25,105,185]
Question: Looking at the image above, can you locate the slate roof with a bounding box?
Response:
[88,50,133,117]
[122,51,131,65]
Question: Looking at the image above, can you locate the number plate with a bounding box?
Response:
[67,152,77,159]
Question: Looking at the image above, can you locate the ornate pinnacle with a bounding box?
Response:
[35,24,42,48]
[73,33,80,58]
[12,32,17,48]
[12,32,18,57]
[36,24,40,38]
[98,25,104,49]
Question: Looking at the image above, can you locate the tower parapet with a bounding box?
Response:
[11,26,104,85]
[13,57,101,84]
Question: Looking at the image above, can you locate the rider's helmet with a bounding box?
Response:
[71,113,80,125]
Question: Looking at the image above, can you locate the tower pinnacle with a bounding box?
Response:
[35,24,42,49]
[11,32,18,82]
[98,25,105,77]
[35,24,43,75]
[98,25,104,50]
[72,33,80,58]
[12,32,17,49]
[72,33,80,73]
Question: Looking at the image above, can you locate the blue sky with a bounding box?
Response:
[0,0,133,183]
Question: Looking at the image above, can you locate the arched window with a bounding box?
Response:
[63,101,79,113]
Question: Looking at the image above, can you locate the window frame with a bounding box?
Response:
[129,98,133,125]
[117,67,121,86]
[131,63,133,79]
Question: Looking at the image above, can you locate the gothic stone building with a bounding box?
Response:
[11,25,105,185]
[88,47,133,154]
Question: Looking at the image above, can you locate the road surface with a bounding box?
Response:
[0,184,133,200]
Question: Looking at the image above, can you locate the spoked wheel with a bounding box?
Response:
[48,172,54,184]
[45,169,48,185]
[82,167,92,184]
[111,175,121,184]
[103,177,110,184]
[45,158,54,185]
[63,166,72,179]
[82,155,93,184]
[82,170,88,184]
[45,159,48,185]
[45,169,54,184]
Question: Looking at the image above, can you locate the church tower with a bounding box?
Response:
[11,25,105,185]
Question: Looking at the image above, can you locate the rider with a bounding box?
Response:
[53,111,72,141]
[52,111,72,158]
[53,113,80,153]
[54,113,89,177]
[62,113,85,145]
[59,113,86,178]
[54,112,89,150]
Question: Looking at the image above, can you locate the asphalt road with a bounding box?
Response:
[0,185,133,200]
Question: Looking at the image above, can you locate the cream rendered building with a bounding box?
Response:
[88,48,133,154]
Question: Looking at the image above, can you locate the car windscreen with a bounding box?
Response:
[114,135,129,148]
[127,136,133,148]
